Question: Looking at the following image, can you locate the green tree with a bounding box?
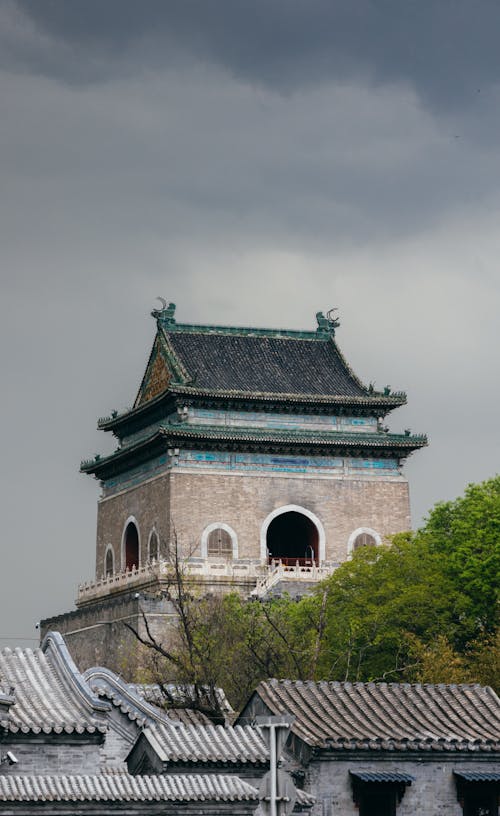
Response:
[417,475,500,633]
[307,533,471,682]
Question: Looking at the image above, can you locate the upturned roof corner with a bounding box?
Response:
[151,299,177,327]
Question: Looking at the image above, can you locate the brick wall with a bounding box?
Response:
[96,473,170,577]
[0,740,101,775]
[308,756,500,816]
[95,468,410,573]
[41,594,178,674]
[169,470,410,563]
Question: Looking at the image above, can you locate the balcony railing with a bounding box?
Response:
[251,560,333,598]
[76,558,266,604]
[268,556,317,567]
[76,556,335,605]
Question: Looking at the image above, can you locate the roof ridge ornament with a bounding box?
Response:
[316,308,340,336]
[151,299,176,326]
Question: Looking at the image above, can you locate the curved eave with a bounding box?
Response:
[81,433,169,478]
[161,425,427,446]
[81,426,427,480]
[97,387,407,434]
[170,385,406,407]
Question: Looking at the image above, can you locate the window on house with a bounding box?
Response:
[350,772,413,816]
[455,772,500,816]
[105,548,114,577]
[149,530,159,562]
[359,787,397,816]
[207,528,233,559]
[353,532,377,550]
[463,790,498,816]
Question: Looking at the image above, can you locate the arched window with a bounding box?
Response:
[201,523,238,560]
[347,527,382,556]
[207,527,233,559]
[105,547,114,577]
[123,520,140,571]
[353,532,377,550]
[149,530,159,562]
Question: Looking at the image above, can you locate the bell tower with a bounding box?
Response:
[41,304,426,672]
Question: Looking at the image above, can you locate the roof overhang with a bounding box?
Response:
[350,770,413,805]
[97,388,407,437]
[81,425,427,480]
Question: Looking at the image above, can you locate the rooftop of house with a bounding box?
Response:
[83,667,231,728]
[0,774,259,803]
[0,633,109,736]
[0,634,237,743]
[239,678,500,754]
[127,721,268,768]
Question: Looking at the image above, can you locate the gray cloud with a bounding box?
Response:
[10,0,500,112]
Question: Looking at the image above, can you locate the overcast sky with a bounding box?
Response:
[1,0,499,648]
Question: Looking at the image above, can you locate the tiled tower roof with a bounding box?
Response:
[82,303,426,479]
[163,331,367,397]
[95,306,408,433]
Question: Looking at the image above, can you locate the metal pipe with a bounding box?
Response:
[270,723,277,816]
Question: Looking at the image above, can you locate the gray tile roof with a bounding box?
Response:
[0,774,259,802]
[350,772,414,783]
[164,331,368,398]
[84,669,229,728]
[454,771,500,782]
[127,682,232,725]
[83,667,173,728]
[250,679,500,752]
[0,633,109,735]
[139,722,268,766]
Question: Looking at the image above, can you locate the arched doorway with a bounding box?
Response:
[266,511,319,565]
[124,521,139,570]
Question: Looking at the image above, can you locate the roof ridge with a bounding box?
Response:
[168,324,330,340]
[151,302,341,340]
[268,678,495,692]
[41,632,111,718]
[83,666,172,726]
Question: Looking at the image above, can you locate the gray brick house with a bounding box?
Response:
[1,634,499,815]
[0,632,263,816]
[237,678,500,816]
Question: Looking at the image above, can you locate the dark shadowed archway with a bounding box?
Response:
[124,521,139,570]
[266,511,319,565]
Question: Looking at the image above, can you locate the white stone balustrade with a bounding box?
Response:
[76,557,333,604]
[76,558,266,604]
[251,561,333,598]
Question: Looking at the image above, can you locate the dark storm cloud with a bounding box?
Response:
[0,62,495,255]
[5,0,500,110]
